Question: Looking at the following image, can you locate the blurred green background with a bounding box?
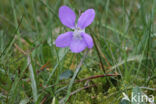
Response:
[0,0,156,104]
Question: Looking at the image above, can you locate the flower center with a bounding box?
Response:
[73,27,85,40]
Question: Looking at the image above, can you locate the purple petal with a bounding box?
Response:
[82,33,94,48]
[77,9,95,29]
[59,6,76,29]
[70,38,87,53]
[55,31,73,47]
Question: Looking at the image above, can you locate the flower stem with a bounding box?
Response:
[64,50,89,104]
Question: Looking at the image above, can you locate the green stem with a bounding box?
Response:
[64,50,89,104]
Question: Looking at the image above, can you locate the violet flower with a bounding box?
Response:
[55,6,95,53]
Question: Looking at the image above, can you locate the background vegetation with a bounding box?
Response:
[0,0,156,104]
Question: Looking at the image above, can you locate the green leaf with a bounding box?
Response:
[51,97,59,104]
[19,98,29,104]
[27,56,38,102]
[120,99,130,104]
[59,70,73,80]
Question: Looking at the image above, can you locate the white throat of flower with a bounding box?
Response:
[73,27,85,40]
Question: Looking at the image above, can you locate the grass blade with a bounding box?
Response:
[27,56,38,102]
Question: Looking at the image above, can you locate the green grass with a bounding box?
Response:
[0,0,156,104]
